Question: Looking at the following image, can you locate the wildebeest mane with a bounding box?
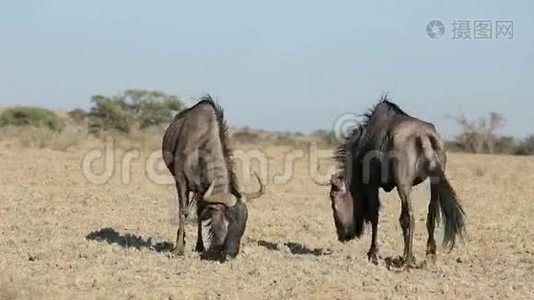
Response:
[335,95,409,171]
[172,95,241,197]
[196,95,241,197]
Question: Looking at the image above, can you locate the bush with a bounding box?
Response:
[495,136,517,154]
[311,129,338,147]
[515,135,534,156]
[272,135,299,146]
[86,89,185,133]
[68,108,87,122]
[137,100,180,129]
[0,107,64,131]
[450,111,504,154]
[232,131,262,144]
[88,95,133,134]
[444,140,464,152]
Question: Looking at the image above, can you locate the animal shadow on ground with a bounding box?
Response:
[256,240,332,256]
[85,228,174,253]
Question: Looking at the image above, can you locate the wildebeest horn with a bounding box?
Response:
[314,174,334,186]
[204,181,215,198]
[314,179,331,186]
[203,181,238,207]
[242,172,265,202]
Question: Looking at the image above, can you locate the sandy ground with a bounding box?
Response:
[0,142,533,299]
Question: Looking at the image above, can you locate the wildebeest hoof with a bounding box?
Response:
[400,255,419,271]
[425,253,437,265]
[367,251,380,265]
[403,255,416,266]
[384,255,417,271]
[194,241,205,253]
[174,247,185,256]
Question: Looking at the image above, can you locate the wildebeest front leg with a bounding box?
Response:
[194,202,205,253]
[174,179,188,255]
[398,184,415,268]
[367,186,380,265]
[426,182,439,263]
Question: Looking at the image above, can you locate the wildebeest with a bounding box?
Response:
[321,96,465,268]
[162,95,264,260]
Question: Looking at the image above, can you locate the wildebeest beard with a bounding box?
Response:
[202,199,248,260]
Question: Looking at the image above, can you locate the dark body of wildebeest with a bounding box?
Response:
[322,96,465,268]
[162,95,264,260]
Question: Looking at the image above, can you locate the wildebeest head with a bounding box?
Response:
[323,172,356,242]
[201,173,263,259]
[199,198,248,261]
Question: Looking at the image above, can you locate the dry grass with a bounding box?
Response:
[0,126,87,151]
[0,126,166,153]
[0,142,533,299]
[111,127,164,151]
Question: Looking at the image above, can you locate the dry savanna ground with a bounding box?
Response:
[0,139,533,299]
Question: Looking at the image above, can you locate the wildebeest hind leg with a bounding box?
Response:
[398,184,415,268]
[425,182,439,263]
[174,179,188,255]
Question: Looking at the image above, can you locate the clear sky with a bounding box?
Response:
[1,1,532,138]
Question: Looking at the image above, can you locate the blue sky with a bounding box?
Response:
[1,1,532,138]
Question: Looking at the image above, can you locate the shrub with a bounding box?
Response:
[444,140,464,152]
[232,131,262,144]
[0,107,64,131]
[494,136,517,154]
[137,100,179,129]
[311,129,338,147]
[272,135,299,146]
[68,108,87,122]
[515,135,534,156]
[88,95,133,134]
[86,89,185,133]
[449,111,504,153]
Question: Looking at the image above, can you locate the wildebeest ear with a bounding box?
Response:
[314,179,331,186]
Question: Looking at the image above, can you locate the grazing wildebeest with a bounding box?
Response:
[162,95,264,260]
[321,96,465,268]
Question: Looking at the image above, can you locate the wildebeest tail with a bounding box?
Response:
[432,164,466,250]
[417,133,465,249]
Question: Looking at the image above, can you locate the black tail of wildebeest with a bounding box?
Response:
[431,166,466,250]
